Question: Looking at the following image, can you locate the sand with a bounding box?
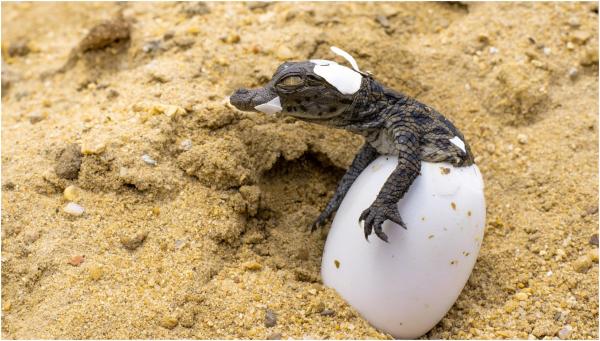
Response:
[1,1,598,339]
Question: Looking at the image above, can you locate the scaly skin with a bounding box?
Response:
[231,59,474,242]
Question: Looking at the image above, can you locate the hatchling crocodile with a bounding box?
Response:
[230,47,474,242]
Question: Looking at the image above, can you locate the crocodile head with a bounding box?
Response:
[230,47,367,125]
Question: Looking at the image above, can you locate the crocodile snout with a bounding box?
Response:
[230,86,282,114]
[229,88,255,111]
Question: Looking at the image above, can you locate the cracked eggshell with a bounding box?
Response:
[321,156,486,339]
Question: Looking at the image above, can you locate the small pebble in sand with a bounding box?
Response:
[568,67,579,80]
[265,309,277,327]
[590,234,599,246]
[81,141,106,155]
[175,239,187,250]
[567,16,581,28]
[558,325,573,339]
[275,46,295,60]
[28,111,47,124]
[267,332,282,340]
[571,30,590,45]
[163,30,174,40]
[514,292,528,301]
[182,2,210,17]
[320,309,335,317]
[580,48,598,66]
[63,185,81,201]
[145,61,171,83]
[489,46,499,54]
[554,311,563,321]
[2,181,15,191]
[517,134,528,144]
[120,232,148,251]
[180,139,193,151]
[143,40,162,53]
[243,261,262,271]
[141,154,157,166]
[174,36,195,49]
[8,40,30,57]
[160,315,179,329]
[55,143,82,179]
[63,202,84,216]
[221,33,240,44]
[107,89,119,99]
[68,255,85,266]
[179,309,196,328]
[375,15,390,28]
[573,252,594,273]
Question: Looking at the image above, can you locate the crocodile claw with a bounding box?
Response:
[359,202,406,242]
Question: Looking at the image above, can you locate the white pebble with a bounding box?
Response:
[141,154,157,166]
[567,17,580,28]
[517,134,528,144]
[175,239,186,250]
[180,139,193,151]
[558,325,573,339]
[568,67,578,80]
[543,47,551,55]
[489,46,499,54]
[63,202,84,216]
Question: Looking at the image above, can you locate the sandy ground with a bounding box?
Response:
[1,1,598,339]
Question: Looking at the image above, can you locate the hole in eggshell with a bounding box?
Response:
[334,259,340,269]
[451,202,457,210]
[467,210,472,217]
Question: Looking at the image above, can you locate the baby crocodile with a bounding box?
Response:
[230,47,474,242]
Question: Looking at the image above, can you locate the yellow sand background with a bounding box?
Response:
[1,2,598,339]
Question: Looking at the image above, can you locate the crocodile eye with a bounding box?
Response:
[279,76,303,87]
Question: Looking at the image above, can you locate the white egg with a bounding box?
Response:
[321,156,486,339]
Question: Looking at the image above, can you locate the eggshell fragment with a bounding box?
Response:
[321,156,486,338]
[254,96,282,114]
[309,59,362,95]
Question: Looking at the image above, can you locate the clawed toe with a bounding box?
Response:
[359,203,406,242]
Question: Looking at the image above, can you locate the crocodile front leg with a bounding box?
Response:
[360,129,421,242]
[311,143,379,231]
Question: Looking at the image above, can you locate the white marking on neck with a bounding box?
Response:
[330,46,360,72]
[449,136,466,153]
[309,59,362,95]
[254,96,282,115]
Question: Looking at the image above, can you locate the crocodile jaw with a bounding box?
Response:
[230,87,281,114]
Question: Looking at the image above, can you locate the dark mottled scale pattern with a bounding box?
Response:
[313,76,474,241]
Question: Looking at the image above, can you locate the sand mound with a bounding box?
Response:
[1,2,598,339]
